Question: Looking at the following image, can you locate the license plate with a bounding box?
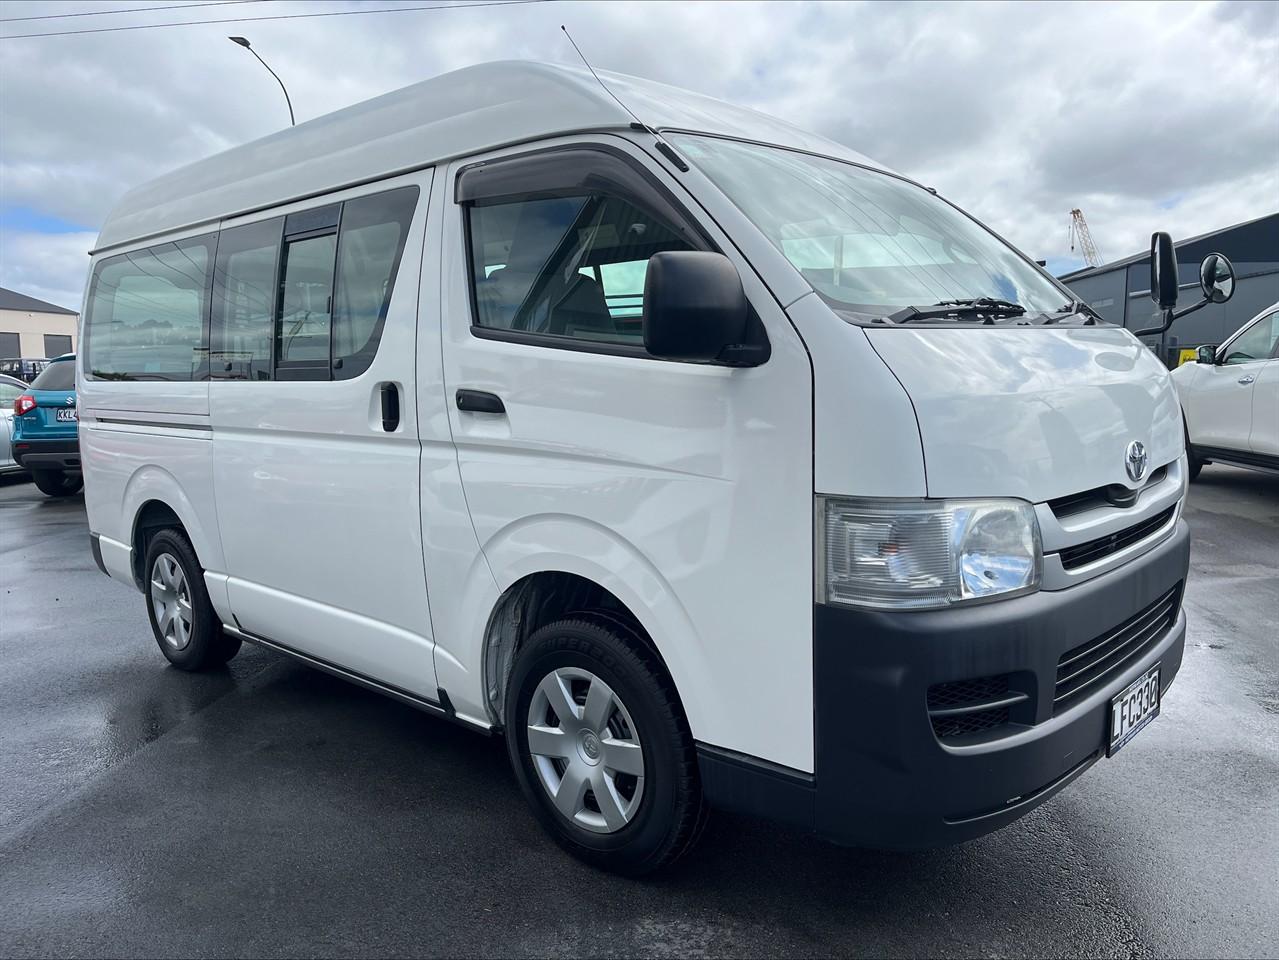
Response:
[1108,666,1160,756]
[56,408,78,422]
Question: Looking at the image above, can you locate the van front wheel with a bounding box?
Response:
[143,529,241,671]
[505,614,707,875]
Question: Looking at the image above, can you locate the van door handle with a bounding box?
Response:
[380,383,400,432]
[1237,375,1255,385]
[455,389,505,414]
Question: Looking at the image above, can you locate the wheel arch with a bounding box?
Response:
[470,515,716,740]
[122,465,222,589]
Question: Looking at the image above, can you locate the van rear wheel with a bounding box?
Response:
[505,614,707,875]
[31,469,82,497]
[143,529,241,671]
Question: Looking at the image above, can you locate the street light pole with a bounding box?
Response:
[228,36,295,127]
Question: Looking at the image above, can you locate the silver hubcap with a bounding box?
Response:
[150,553,193,651]
[527,667,645,834]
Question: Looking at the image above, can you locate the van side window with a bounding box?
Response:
[83,236,214,381]
[274,204,339,380]
[332,185,418,379]
[211,218,280,380]
[207,187,419,382]
[467,193,694,347]
[277,234,336,375]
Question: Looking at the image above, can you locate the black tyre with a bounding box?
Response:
[505,613,707,875]
[143,529,241,671]
[31,469,83,497]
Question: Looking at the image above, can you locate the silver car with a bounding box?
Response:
[1,373,29,474]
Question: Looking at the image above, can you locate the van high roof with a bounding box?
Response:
[94,59,889,253]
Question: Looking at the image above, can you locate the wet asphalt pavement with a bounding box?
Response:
[1,466,1276,959]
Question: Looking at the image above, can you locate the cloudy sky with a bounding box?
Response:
[1,0,1276,312]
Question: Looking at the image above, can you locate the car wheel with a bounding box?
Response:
[505,613,707,875]
[144,529,241,670]
[31,469,83,497]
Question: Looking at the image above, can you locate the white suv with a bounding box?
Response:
[1172,303,1279,479]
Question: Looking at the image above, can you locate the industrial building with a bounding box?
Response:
[0,286,79,360]
[1060,212,1279,367]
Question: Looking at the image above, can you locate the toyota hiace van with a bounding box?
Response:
[79,62,1214,873]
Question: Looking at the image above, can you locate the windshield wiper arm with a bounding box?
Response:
[887,298,1026,324]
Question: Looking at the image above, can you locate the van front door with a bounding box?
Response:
[209,175,440,699]
[435,140,815,771]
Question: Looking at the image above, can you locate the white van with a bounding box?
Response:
[79,61,1221,874]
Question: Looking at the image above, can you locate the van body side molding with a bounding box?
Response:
[224,625,491,734]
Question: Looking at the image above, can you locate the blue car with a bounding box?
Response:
[11,353,82,497]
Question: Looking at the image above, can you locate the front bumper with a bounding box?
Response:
[12,438,81,471]
[698,518,1190,849]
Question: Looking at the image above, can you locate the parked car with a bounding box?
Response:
[1172,302,1279,479]
[0,357,51,384]
[81,61,1204,874]
[1,373,29,475]
[11,354,82,496]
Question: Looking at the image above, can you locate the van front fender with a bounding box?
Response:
[456,513,717,742]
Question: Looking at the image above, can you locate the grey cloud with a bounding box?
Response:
[1,0,1275,305]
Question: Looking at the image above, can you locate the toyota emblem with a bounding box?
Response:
[1125,440,1148,482]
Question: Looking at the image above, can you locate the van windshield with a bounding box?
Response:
[670,134,1072,321]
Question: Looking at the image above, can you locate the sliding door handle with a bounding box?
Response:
[455,389,505,414]
[380,383,400,432]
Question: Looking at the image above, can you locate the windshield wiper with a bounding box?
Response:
[887,298,1026,325]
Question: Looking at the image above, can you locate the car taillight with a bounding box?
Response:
[15,394,36,416]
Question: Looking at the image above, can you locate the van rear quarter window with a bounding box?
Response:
[84,236,214,381]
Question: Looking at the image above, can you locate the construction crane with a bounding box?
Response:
[1068,209,1103,268]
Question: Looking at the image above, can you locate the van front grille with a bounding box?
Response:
[927,674,1028,741]
[1048,466,1168,519]
[1057,506,1176,570]
[1054,584,1181,712]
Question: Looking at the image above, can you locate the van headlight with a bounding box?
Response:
[816,497,1042,610]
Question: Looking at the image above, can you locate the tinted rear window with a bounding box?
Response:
[30,358,75,391]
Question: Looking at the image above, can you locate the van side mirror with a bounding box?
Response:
[1135,235,1237,338]
[1150,232,1178,309]
[1199,253,1235,304]
[643,251,760,365]
[1196,344,1217,365]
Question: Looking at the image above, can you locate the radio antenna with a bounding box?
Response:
[559,25,689,171]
